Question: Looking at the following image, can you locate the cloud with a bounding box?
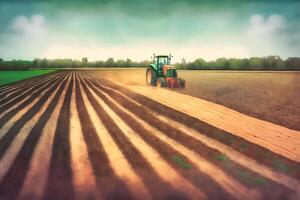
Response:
[10,14,46,35]
[1,12,299,61]
[243,14,299,57]
[0,14,48,59]
[248,14,285,37]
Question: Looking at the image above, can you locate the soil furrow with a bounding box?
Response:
[0,71,51,92]
[70,73,100,200]
[82,74,239,200]
[0,71,58,95]
[83,73,295,199]
[43,72,74,200]
[0,72,70,200]
[0,74,68,142]
[77,73,151,200]
[0,72,60,105]
[0,72,65,114]
[0,73,68,160]
[0,73,63,121]
[18,74,71,200]
[87,75,300,180]
[79,73,196,200]
[126,86,300,160]
[0,71,59,99]
[0,71,59,98]
[91,74,300,197]
[0,73,70,198]
[0,73,65,129]
[74,73,134,200]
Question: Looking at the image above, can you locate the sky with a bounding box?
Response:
[0,0,299,62]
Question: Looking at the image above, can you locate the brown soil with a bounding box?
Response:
[83,73,295,199]
[0,73,64,115]
[87,74,300,180]
[0,73,70,200]
[0,71,299,200]
[83,76,244,200]
[0,74,67,159]
[0,70,58,98]
[75,74,134,200]
[44,73,74,200]
[85,69,300,131]
[0,72,58,104]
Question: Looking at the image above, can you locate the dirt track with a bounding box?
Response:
[0,71,299,200]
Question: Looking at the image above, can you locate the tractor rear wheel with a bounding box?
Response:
[146,67,157,86]
[156,77,166,87]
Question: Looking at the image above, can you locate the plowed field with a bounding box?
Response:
[0,71,299,200]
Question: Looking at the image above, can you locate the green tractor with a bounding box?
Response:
[146,54,185,88]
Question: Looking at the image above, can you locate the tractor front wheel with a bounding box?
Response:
[146,67,157,86]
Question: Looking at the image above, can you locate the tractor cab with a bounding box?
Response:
[146,54,185,89]
[154,55,170,71]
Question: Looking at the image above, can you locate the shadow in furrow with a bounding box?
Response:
[43,73,74,200]
[0,73,69,160]
[0,71,59,97]
[82,74,232,200]
[0,72,64,128]
[74,73,134,200]
[0,73,70,200]
[0,72,65,115]
[84,74,295,199]
[87,75,300,179]
[79,73,190,200]
[0,72,62,106]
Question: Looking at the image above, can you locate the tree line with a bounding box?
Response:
[175,56,300,70]
[0,56,299,71]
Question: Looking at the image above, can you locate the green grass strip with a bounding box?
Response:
[0,70,56,86]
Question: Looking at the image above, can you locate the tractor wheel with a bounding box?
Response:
[156,77,166,87]
[179,78,185,89]
[146,67,157,86]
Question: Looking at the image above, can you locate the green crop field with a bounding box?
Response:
[0,70,56,86]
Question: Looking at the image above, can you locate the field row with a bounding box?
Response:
[0,71,299,200]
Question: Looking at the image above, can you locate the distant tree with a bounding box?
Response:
[139,60,151,68]
[116,59,126,67]
[227,58,244,70]
[71,59,82,68]
[194,58,206,69]
[286,57,300,70]
[105,58,114,67]
[125,58,132,67]
[215,58,228,69]
[1,56,300,71]
[265,56,276,69]
[32,58,38,69]
[82,57,88,63]
[179,58,187,70]
[273,56,286,70]
[241,58,249,69]
[249,57,264,70]
[187,58,206,70]
[95,60,104,67]
[40,58,48,68]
